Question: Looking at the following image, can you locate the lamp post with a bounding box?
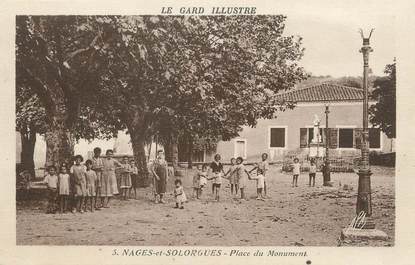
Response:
[356,29,375,229]
[323,105,331,186]
[341,29,387,241]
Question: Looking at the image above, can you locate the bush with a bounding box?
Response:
[369,152,395,167]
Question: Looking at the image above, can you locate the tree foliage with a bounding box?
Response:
[146,16,307,151]
[16,16,124,167]
[16,15,307,173]
[369,61,396,138]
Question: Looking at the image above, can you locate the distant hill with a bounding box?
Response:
[295,75,380,91]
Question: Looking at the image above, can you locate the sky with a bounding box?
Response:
[282,3,396,77]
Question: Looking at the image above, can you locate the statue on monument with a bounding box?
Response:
[312,114,321,143]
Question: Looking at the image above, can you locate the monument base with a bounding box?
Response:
[341,228,388,241]
[308,143,324,158]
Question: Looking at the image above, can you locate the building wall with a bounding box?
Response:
[208,102,393,162]
[16,130,161,169]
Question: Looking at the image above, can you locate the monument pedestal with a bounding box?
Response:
[308,142,324,158]
[341,228,388,241]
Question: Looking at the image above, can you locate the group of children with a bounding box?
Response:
[180,154,319,208]
[41,149,319,212]
[41,148,140,214]
[292,157,318,187]
[188,153,270,204]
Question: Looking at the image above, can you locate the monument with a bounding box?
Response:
[308,114,324,158]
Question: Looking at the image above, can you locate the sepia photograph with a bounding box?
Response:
[15,13,396,248]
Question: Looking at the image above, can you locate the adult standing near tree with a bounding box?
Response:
[101,149,122,208]
[151,150,168,204]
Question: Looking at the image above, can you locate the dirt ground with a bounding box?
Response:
[16,166,395,246]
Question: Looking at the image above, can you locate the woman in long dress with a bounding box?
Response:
[101,149,122,208]
[151,150,168,204]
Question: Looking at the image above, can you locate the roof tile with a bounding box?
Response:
[277,83,363,103]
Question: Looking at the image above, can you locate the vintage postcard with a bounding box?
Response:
[1,0,414,264]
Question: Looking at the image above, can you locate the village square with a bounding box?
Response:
[15,15,395,246]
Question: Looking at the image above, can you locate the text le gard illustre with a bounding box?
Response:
[161,6,257,15]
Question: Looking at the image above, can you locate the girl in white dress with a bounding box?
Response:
[71,155,87,213]
[224,158,238,196]
[58,165,70,213]
[234,157,251,200]
[198,164,208,198]
[85,160,98,212]
[292,158,301,187]
[248,168,265,200]
[174,179,186,209]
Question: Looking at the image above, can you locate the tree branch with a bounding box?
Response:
[64,34,100,64]
[21,66,55,116]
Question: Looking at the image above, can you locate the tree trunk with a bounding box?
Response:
[171,134,179,172]
[45,121,74,168]
[164,139,173,163]
[129,129,149,187]
[187,136,193,169]
[147,136,153,162]
[20,126,36,179]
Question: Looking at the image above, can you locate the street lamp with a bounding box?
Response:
[356,29,375,229]
[323,104,331,186]
[340,29,387,241]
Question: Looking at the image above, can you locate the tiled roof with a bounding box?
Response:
[276,83,364,103]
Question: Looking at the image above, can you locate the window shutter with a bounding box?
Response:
[354,128,363,149]
[329,128,338,149]
[300,128,307,148]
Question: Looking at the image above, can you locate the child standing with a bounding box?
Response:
[174,179,186,209]
[224,158,238,196]
[71,155,87,213]
[43,165,58,214]
[92,147,104,210]
[85,160,97,212]
[292,158,301,187]
[120,156,132,200]
[209,154,225,201]
[129,160,139,199]
[248,168,265,200]
[198,164,208,198]
[58,164,70,213]
[250,153,269,196]
[235,157,251,200]
[309,159,317,187]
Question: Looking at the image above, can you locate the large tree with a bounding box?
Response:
[17,15,307,178]
[16,16,121,168]
[91,15,306,175]
[369,61,396,138]
[153,16,307,169]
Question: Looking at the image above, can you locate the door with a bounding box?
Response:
[235,140,246,159]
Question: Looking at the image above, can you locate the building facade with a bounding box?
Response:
[204,84,394,163]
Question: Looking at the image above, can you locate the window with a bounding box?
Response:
[270,127,286,148]
[369,128,381,149]
[193,150,205,162]
[338,128,354,148]
[234,139,247,158]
